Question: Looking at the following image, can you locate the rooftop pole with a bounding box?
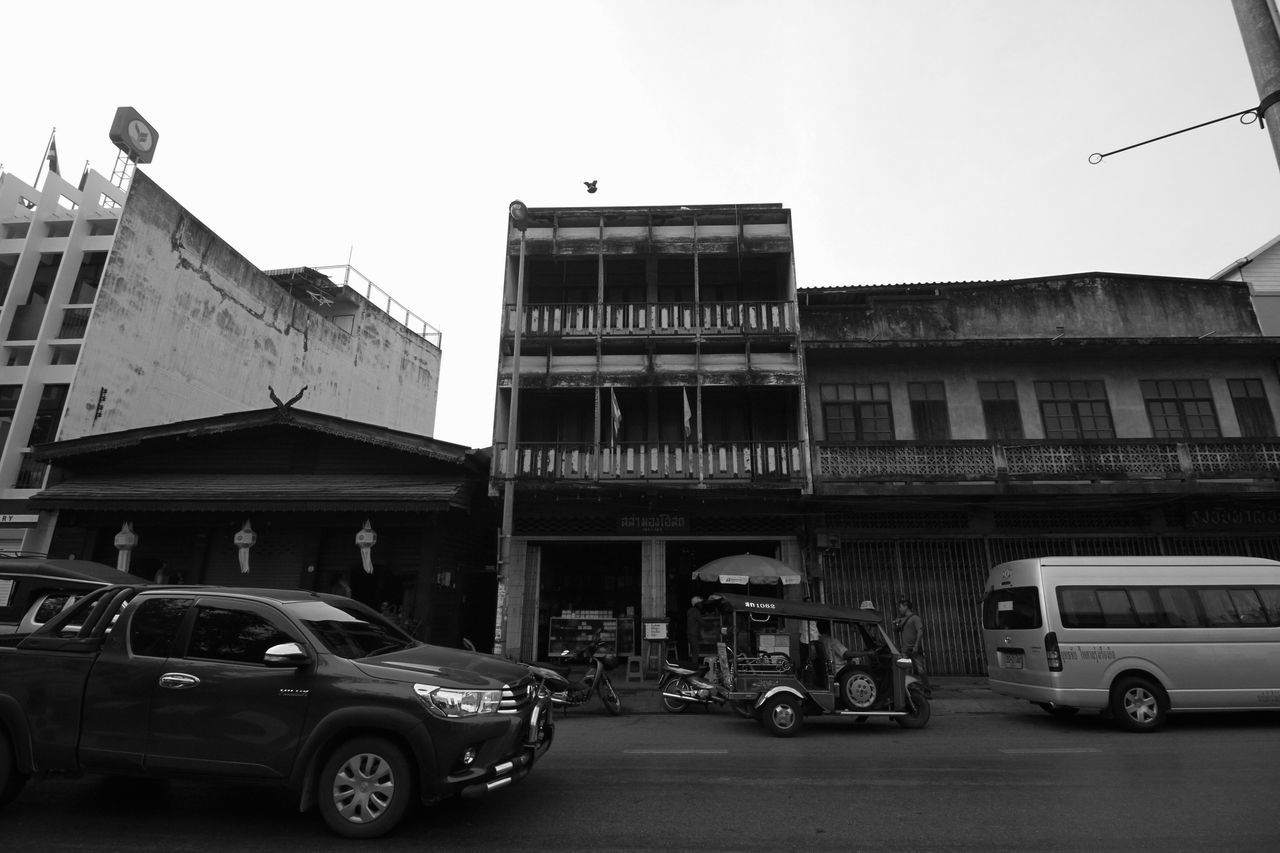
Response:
[1232,0,1280,173]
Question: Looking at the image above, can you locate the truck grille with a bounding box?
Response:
[499,674,539,715]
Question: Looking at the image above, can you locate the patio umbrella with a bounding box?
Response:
[691,553,804,586]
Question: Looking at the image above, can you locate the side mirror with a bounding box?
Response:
[264,641,311,667]
[894,657,913,671]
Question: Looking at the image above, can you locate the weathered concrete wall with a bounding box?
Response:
[805,348,1280,441]
[62,172,439,438]
[802,277,1264,343]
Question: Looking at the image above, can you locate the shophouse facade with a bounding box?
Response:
[491,203,809,664]
[801,274,1280,675]
[0,164,441,552]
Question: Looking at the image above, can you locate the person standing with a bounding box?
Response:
[894,597,931,694]
[684,596,705,660]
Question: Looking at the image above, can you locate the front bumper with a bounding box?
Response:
[424,696,554,802]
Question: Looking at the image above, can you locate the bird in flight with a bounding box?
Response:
[584,180,597,194]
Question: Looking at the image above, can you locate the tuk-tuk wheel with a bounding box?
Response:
[895,686,931,729]
[761,694,804,737]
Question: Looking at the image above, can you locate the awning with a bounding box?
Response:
[29,474,474,513]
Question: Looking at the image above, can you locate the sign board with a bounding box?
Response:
[0,514,38,525]
[642,619,668,640]
[617,514,687,534]
[109,106,159,164]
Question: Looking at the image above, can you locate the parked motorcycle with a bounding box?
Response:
[658,659,726,713]
[527,636,623,716]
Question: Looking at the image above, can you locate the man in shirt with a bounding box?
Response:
[894,597,931,694]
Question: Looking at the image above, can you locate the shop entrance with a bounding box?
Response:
[664,540,786,658]
[537,542,641,663]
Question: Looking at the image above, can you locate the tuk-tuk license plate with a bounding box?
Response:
[997,651,1024,669]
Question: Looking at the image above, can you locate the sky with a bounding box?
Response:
[3,1,1280,448]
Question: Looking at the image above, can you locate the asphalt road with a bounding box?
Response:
[3,704,1278,852]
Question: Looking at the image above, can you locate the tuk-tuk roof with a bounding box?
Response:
[708,592,884,624]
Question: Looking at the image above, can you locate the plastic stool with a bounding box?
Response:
[625,656,644,682]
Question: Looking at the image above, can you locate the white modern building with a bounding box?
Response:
[0,157,442,553]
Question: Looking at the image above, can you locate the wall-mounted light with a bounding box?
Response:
[234,521,257,573]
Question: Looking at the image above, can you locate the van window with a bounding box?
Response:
[1230,589,1267,624]
[1157,587,1199,627]
[982,586,1042,630]
[1060,588,1104,628]
[1260,588,1280,623]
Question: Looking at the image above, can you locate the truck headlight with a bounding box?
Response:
[414,683,502,717]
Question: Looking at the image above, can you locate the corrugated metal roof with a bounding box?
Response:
[798,270,1231,293]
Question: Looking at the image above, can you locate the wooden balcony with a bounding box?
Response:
[814,438,1280,486]
[494,440,805,484]
[505,300,796,338]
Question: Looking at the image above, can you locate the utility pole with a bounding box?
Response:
[1233,0,1280,172]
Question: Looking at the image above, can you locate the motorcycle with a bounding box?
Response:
[658,658,727,713]
[527,636,623,716]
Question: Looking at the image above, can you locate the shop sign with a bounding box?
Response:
[0,514,38,525]
[1187,505,1280,530]
[617,514,687,534]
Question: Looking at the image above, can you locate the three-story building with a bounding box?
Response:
[492,203,808,663]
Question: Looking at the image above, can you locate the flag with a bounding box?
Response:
[45,135,60,176]
[610,388,622,439]
[682,387,693,440]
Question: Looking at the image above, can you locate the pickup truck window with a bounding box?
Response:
[130,598,193,657]
[187,606,298,665]
[290,599,414,659]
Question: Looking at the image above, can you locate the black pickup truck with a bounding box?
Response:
[0,584,552,838]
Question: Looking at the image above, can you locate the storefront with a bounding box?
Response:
[506,500,808,665]
[27,407,496,647]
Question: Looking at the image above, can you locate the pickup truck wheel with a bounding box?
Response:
[319,737,413,839]
[0,731,27,808]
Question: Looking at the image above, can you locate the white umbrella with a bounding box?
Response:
[691,553,803,586]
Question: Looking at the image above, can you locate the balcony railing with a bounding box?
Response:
[815,439,1280,483]
[14,453,48,489]
[57,306,91,339]
[507,300,796,337]
[495,440,804,483]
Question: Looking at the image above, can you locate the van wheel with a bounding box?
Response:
[1110,676,1168,733]
[0,730,28,808]
[895,686,931,729]
[837,667,878,710]
[761,694,804,737]
[318,737,414,839]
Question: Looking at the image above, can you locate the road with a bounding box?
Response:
[3,705,1278,852]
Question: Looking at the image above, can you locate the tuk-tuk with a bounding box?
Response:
[706,592,931,737]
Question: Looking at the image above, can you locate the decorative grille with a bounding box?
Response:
[817,444,995,479]
[1003,443,1181,476]
[1187,441,1280,474]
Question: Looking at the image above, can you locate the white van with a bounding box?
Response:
[981,556,1280,732]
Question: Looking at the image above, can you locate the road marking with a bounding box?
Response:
[623,749,730,755]
[999,747,1102,754]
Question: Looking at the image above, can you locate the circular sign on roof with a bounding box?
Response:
[109,106,159,164]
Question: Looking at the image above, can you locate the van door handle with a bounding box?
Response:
[159,672,201,689]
